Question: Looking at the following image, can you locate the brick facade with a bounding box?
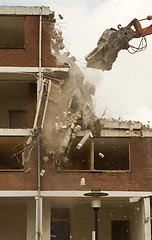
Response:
[0,148,37,190]
[1,137,152,191]
[1,11,152,194]
[40,137,152,192]
[0,16,58,67]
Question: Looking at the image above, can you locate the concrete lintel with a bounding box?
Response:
[0,6,50,15]
[100,119,142,130]
[0,191,151,198]
[142,130,152,137]
[0,67,69,74]
[100,129,142,137]
[0,190,37,197]
[40,191,152,198]
[42,67,69,73]
[0,128,32,136]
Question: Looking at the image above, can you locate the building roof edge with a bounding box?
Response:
[0,6,51,15]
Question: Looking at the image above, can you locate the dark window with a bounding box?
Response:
[60,137,129,171]
[94,137,129,170]
[9,110,28,128]
[0,16,24,48]
[60,137,92,170]
[51,208,70,240]
[0,81,36,129]
[0,137,25,169]
[111,220,129,240]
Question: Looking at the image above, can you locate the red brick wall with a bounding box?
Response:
[41,137,152,192]
[0,146,38,190]
[1,136,152,192]
[0,16,58,67]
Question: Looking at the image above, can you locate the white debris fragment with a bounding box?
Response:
[55,122,60,131]
[76,143,82,150]
[71,123,75,129]
[40,169,45,176]
[80,178,85,186]
[25,168,31,174]
[76,131,91,150]
[26,137,32,145]
[92,231,95,240]
[129,197,140,203]
[63,112,67,117]
[98,152,104,158]
[89,132,93,138]
[43,156,49,162]
[60,122,67,130]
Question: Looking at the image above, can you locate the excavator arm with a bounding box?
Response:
[85,16,152,71]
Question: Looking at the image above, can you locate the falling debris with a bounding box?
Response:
[25,168,31,174]
[98,152,104,158]
[27,12,152,173]
[80,178,85,186]
[43,156,49,162]
[58,14,64,20]
[76,131,92,150]
[39,13,97,169]
[129,197,140,203]
[40,169,45,176]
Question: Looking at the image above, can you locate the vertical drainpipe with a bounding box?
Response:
[36,8,42,240]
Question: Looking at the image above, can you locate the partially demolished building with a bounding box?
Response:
[0,5,152,240]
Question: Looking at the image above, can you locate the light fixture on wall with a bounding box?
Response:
[84,189,108,240]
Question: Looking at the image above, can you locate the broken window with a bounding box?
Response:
[51,208,70,240]
[0,16,24,48]
[94,137,129,170]
[0,137,25,169]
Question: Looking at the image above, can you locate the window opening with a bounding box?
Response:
[9,110,28,128]
[0,82,36,128]
[0,16,24,48]
[111,220,129,240]
[61,137,92,170]
[60,137,129,171]
[0,137,25,169]
[94,137,129,170]
[51,208,70,240]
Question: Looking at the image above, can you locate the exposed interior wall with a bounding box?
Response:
[51,200,132,240]
[0,200,27,240]
[27,200,36,240]
[99,203,131,240]
[143,198,151,239]
[129,200,145,240]
[0,136,26,169]
[42,200,50,239]
[70,205,94,240]
[0,16,24,48]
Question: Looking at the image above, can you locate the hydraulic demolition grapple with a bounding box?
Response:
[85,16,152,71]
